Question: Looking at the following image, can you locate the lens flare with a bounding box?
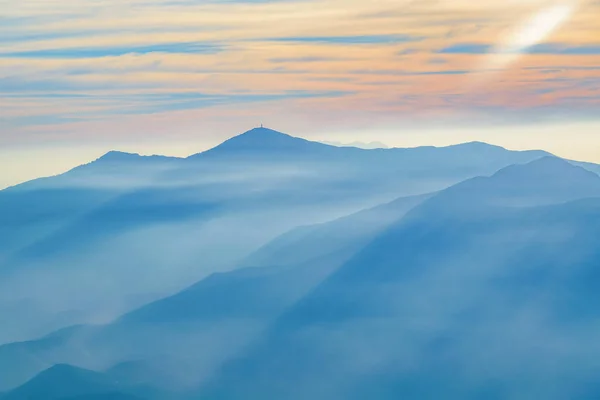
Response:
[472,0,580,84]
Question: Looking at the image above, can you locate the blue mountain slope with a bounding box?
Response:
[195,127,336,158]
[119,196,433,325]
[7,151,182,193]
[0,152,181,260]
[0,191,431,392]
[6,187,219,264]
[3,148,600,398]
[1,128,566,345]
[420,156,600,212]
[0,364,151,400]
[197,159,600,400]
[0,325,95,394]
[0,187,120,258]
[243,192,433,267]
[572,160,600,177]
[191,129,554,186]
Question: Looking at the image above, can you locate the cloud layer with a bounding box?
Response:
[0,0,599,186]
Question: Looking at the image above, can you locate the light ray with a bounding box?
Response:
[473,0,580,84]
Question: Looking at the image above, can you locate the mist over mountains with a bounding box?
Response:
[1,127,600,400]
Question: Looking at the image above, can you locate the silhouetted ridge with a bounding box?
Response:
[96,151,143,162]
[2,364,119,400]
[198,127,334,156]
[418,155,600,213]
[94,151,180,164]
[493,155,599,180]
[0,363,159,400]
[34,363,95,378]
[447,141,507,150]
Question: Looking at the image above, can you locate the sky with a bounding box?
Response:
[0,0,599,188]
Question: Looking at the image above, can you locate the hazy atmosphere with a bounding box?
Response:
[1,1,600,400]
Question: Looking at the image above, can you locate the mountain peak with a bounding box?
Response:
[0,363,133,400]
[242,126,289,137]
[445,142,551,158]
[199,127,333,157]
[96,151,142,162]
[494,156,598,180]
[424,155,600,211]
[459,141,504,149]
[232,127,298,144]
[43,363,86,375]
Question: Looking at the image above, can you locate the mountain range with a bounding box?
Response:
[1,127,600,399]
[0,127,555,344]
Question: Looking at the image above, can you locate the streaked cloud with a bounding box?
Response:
[0,0,598,165]
[263,34,422,45]
[0,42,224,59]
[439,43,600,54]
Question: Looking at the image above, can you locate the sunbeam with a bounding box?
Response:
[471,0,581,85]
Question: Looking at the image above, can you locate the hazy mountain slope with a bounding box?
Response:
[572,160,600,177]
[422,156,600,211]
[0,154,186,344]
[196,127,335,158]
[0,364,154,400]
[3,148,600,398]
[0,191,431,392]
[0,128,563,345]
[243,192,432,268]
[0,326,96,395]
[190,131,553,194]
[0,187,119,258]
[0,151,181,258]
[198,159,600,400]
